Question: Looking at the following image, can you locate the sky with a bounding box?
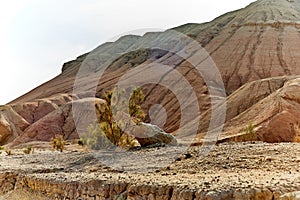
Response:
[0,0,255,105]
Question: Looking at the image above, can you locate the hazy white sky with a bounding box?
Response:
[0,0,255,104]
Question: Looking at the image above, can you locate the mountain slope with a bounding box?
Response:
[7,0,300,145]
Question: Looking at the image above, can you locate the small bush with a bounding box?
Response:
[23,146,33,154]
[83,87,145,150]
[51,134,66,152]
[5,149,12,156]
[81,124,112,150]
[0,146,3,154]
[77,139,84,146]
[236,123,258,142]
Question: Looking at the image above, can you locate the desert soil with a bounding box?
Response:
[0,142,299,199]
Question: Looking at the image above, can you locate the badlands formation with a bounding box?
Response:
[1,0,300,199]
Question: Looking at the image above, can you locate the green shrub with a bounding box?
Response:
[5,149,12,156]
[82,124,112,150]
[51,134,66,152]
[23,146,33,154]
[81,87,145,149]
[128,87,146,123]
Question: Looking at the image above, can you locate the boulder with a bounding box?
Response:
[132,122,178,146]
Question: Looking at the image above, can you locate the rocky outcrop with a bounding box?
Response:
[132,123,178,146]
[220,76,300,142]
[10,94,75,124]
[182,76,300,143]
[0,106,29,144]
[0,94,77,146]
[0,94,78,146]
[9,98,106,147]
